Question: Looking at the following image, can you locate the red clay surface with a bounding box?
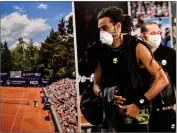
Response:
[0,87,55,132]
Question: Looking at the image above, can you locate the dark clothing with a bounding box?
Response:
[139,46,176,109]
[99,35,148,105]
[150,46,176,132]
[100,44,133,102]
[149,109,176,132]
[98,35,149,132]
[138,45,176,132]
[154,45,176,88]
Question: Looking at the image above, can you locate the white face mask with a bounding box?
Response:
[100,31,113,46]
[146,35,161,48]
[100,28,123,46]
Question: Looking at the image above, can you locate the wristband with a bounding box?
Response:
[134,95,150,110]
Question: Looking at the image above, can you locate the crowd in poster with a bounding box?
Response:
[130,1,173,48]
[130,1,170,18]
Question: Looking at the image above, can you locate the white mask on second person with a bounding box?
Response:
[146,35,161,48]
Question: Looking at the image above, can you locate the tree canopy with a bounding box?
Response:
[1,15,75,81]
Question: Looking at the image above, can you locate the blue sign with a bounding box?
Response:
[6,78,26,86]
[0,71,51,87]
[0,79,6,86]
[42,79,51,86]
[0,72,10,78]
[22,71,42,77]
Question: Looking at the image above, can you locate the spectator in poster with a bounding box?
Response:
[164,28,172,48]
[131,14,144,36]
[131,2,170,18]
[147,7,152,18]
[140,21,176,132]
[136,14,145,28]
[156,4,162,16]
[162,2,169,17]
[131,2,138,18]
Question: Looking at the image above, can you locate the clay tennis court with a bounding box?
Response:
[0,87,55,132]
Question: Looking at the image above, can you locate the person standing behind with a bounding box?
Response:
[140,22,176,132]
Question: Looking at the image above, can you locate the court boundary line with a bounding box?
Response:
[1,96,9,131]
[0,114,15,117]
[1,96,8,106]
[20,92,29,133]
[9,93,25,133]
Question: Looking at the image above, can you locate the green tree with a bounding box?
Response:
[58,18,66,35]
[11,38,26,70]
[66,15,73,34]
[11,38,40,71]
[25,43,40,71]
[9,15,75,81]
[39,16,75,81]
[1,41,12,71]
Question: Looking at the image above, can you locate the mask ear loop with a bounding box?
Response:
[113,23,128,45]
[114,33,128,45]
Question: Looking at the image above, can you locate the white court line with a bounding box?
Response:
[10,93,25,133]
[1,96,8,106]
[21,92,39,133]
[0,114,14,117]
[20,92,29,133]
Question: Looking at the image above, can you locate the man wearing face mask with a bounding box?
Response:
[140,22,176,132]
[93,6,169,132]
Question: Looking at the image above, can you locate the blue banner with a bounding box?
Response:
[0,71,50,87]
[0,72,10,78]
[42,79,51,86]
[0,79,6,86]
[6,78,26,86]
[22,71,42,77]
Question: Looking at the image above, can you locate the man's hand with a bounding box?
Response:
[114,95,126,105]
[119,104,140,119]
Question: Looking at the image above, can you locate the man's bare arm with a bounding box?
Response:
[136,43,169,101]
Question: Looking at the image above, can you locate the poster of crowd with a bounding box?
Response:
[130,1,170,18]
[130,1,173,48]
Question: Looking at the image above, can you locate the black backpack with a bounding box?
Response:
[80,91,103,125]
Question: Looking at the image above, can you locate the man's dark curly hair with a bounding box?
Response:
[97,6,135,33]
